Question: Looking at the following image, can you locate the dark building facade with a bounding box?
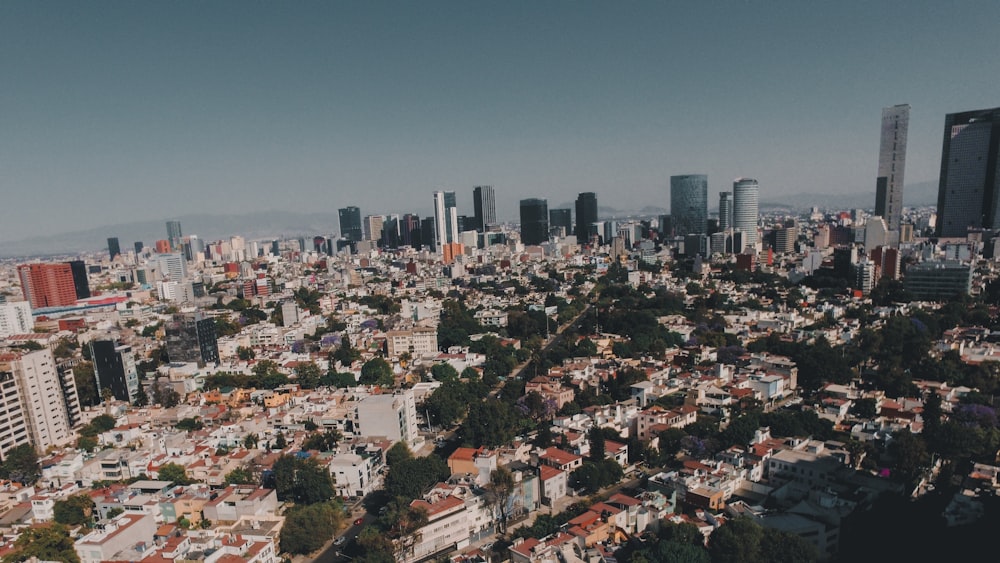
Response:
[89,339,139,404]
[165,313,219,366]
[107,237,121,260]
[936,107,1000,237]
[549,209,573,235]
[670,174,708,236]
[339,206,363,242]
[519,198,549,246]
[473,185,496,232]
[575,192,598,241]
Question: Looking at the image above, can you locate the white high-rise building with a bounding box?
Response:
[0,349,77,454]
[355,389,418,445]
[733,178,760,251]
[0,301,33,338]
[155,253,187,282]
[874,104,910,232]
[433,191,459,253]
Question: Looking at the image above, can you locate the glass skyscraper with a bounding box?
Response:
[338,206,363,242]
[733,178,759,251]
[519,198,549,246]
[874,104,910,232]
[575,192,598,241]
[669,175,708,236]
[433,191,459,252]
[473,185,496,232]
[936,107,1000,238]
[718,192,732,232]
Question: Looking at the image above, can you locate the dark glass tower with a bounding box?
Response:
[575,192,598,241]
[936,107,1000,237]
[549,209,572,235]
[166,220,183,251]
[519,198,549,246]
[339,206,363,242]
[670,175,708,236]
[473,185,496,232]
[107,237,121,260]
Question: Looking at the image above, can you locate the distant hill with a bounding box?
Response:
[759,181,938,211]
[0,211,342,258]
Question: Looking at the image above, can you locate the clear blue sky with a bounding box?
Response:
[2,1,998,242]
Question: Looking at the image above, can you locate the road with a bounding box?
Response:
[308,506,372,563]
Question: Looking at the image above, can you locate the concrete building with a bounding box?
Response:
[874,104,910,232]
[0,349,76,452]
[356,389,419,445]
[904,261,973,300]
[75,512,156,563]
[0,301,33,338]
[434,191,460,254]
[386,327,438,357]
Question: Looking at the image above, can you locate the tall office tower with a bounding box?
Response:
[0,301,33,337]
[575,192,599,241]
[89,338,140,404]
[69,260,90,299]
[874,104,910,231]
[421,217,436,250]
[0,349,76,452]
[165,312,219,366]
[433,191,459,253]
[156,253,187,282]
[107,237,121,260]
[363,215,384,243]
[519,198,549,245]
[134,241,144,256]
[381,216,401,248]
[670,175,708,236]
[936,107,1000,237]
[732,178,760,250]
[718,192,733,232]
[549,209,573,235]
[166,220,183,251]
[401,214,421,248]
[17,262,89,309]
[339,206,363,242]
[473,185,496,232]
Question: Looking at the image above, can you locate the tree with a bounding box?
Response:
[0,524,80,563]
[294,361,323,389]
[588,426,606,461]
[302,429,342,452]
[0,444,40,485]
[53,494,95,526]
[484,467,516,535]
[269,455,335,505]
[708,518,763,563]
[359,357,394,386]
[280,501,344,555]
[225,466,257,486]
[431,363,459,382]
[152,382,181,408]
[158,462,193,485]
[73,361,99,407]
[386,441,413,466]
[175,417,204,431]
[236,345,256,361]
[379,499,429,560]
[384,455,449,501]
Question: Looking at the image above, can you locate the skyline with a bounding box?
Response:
[2,2,1000,243]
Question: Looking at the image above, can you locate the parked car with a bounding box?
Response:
[354,517,365,526]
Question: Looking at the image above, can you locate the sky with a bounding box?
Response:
[2,1,999,243]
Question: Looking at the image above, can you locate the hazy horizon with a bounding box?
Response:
[2,1,998,244]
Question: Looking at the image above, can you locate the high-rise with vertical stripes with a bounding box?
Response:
[473,186,496,232]
[936,107,1000,238]
[874,104,910,231]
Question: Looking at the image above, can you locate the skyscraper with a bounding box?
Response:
[874,104,910,231]
[575,192,598,241]
[549,209,573,236]
[473,186,496,232]
[718,192,733,232]
[107,237,121,260]
[401,214,421,249]
[166,220,183,251]
[670,175,708,236]
[339,206,363,242]
[433,191,459,253]
[732,178,760,250]
[134,241,144,256]
[0,349,76,452]
[89,338,140,404]
[17,262,89,309]
[519,198,549,245]
[363,214,384,243]
[935,107,1000,237]
[165,312,219,367]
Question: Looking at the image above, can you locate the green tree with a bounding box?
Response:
[224,466,257,486]
[384,455,449,501]
[279,501,344,555]
[158,462,193,485]
[430,363,460,382]
[0,444,40,485]
[53,494,96,526]
[708,517,763,563]
[1,524,80,563]
[269,455,335,505]
[386,441,413,466]
[294,361,323,389]
[359,357,394,386]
